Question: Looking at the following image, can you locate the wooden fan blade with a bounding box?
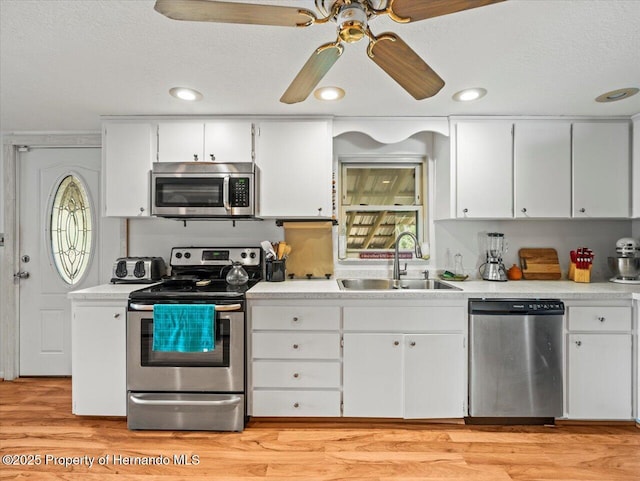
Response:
[390,0,506,23]
[280,43,343,104]
[368,33,444,100]
[154,0,316,27]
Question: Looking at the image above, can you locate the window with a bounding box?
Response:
[340,160,426,260]
[50,174,93,285]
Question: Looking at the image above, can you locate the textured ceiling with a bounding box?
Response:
[1,0,639,132]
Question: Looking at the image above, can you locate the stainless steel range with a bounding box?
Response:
[126,246,262,431]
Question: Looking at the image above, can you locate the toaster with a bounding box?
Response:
[111,257,166,283]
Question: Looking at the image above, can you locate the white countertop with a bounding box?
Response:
[69,279,640,301]
[67,283,153,301]
[247,278,640,300]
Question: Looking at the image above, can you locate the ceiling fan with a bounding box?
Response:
[154,0,506,104]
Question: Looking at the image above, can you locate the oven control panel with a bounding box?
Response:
[170,247,261,267]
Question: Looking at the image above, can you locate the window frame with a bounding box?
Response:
[338,156,428,262]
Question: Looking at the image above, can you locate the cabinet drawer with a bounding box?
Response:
[252,390,341,417]
[344,306,465,331]
[252,306,340,330]
[568,307,631,332]
[253,361,341,388]
[252,332,340,359]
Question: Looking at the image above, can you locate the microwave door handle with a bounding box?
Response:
[223,176,231,211]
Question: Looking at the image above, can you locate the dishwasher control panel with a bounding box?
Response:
[469,298,564,315]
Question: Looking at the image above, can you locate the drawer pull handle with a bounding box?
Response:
[114,313,120,319]
[292,344,299,350]
[409,341,416,347]
[393,341,399,346]
[292,317,299,322]
[575,340,582,347]
[293,373,300,378]
[597,316,605,322]
[293,402,300,408]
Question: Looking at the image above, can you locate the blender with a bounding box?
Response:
[607,237,640,284]
[479,232,508,281]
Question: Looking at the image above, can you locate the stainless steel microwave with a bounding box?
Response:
[151,162,255,218]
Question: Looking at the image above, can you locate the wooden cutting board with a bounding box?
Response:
[518,248,562,280]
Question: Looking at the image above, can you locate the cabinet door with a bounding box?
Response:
[572,121,630,218]
[404,334,466,418]
[632,118,639,218]
[103,122,154,217]
[514,121,571,217]
[157,122,204,162]
[255,120,332,218]
[204,121,253,162]
[455,121,513,218]
[567,333,632,420]
[71,305,126,416]
[343,333,402,417]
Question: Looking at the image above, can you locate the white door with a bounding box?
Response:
[18,147,101,375]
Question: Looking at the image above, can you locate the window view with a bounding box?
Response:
[340,162,425,259]
[50,174,93,285]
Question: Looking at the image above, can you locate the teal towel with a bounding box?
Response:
[152,304,215,352]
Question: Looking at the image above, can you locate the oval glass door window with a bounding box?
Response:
[50,174,93,285]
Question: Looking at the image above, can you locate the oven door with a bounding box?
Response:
[151,174,254,217]
[127,302,245,392]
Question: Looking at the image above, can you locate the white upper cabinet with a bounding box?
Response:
[255,119,333,218]
[157,120,253,163]
[572,121,630,218]
[102,121,154,217]
[204,121,253,163]
[454,120,513,218]
[514,120,571,218]
[157,122,203,162]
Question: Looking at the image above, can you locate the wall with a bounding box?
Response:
[333,130,634,280]
[127,217,283,268]
[435,219,631,281]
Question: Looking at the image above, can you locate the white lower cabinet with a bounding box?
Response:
[566,303,633,420]
[250,303,341,417]
[71,301,127,416]
[342,304,467,419]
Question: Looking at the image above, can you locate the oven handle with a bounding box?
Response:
[129,303,242,312]
[129,394,242,407]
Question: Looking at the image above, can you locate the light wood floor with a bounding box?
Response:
[1,378,638,480]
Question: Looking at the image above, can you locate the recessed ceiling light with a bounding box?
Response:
[314,86,345,101]
[169,87,203,101]
[595,87,639,103]
[452,88,487,102]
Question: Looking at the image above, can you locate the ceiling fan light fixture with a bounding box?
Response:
[314,86,345,101]
[452,88,487,102]
[595,87,639,103]
[337,4,368,43]
[169,87,203,101]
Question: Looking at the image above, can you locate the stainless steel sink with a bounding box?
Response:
[337,278,461,291]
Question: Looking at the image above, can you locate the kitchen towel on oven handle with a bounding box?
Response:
[152,304,215,352]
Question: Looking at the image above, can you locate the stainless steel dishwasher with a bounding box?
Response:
[468,298,564,423]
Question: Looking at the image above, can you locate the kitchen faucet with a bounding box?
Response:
[393,231,422,281]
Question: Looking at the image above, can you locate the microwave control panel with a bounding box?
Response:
[230,177,250,207]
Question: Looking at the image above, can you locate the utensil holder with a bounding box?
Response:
[266,260,286,282]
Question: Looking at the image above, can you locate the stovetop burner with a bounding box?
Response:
[128,246,263,302]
